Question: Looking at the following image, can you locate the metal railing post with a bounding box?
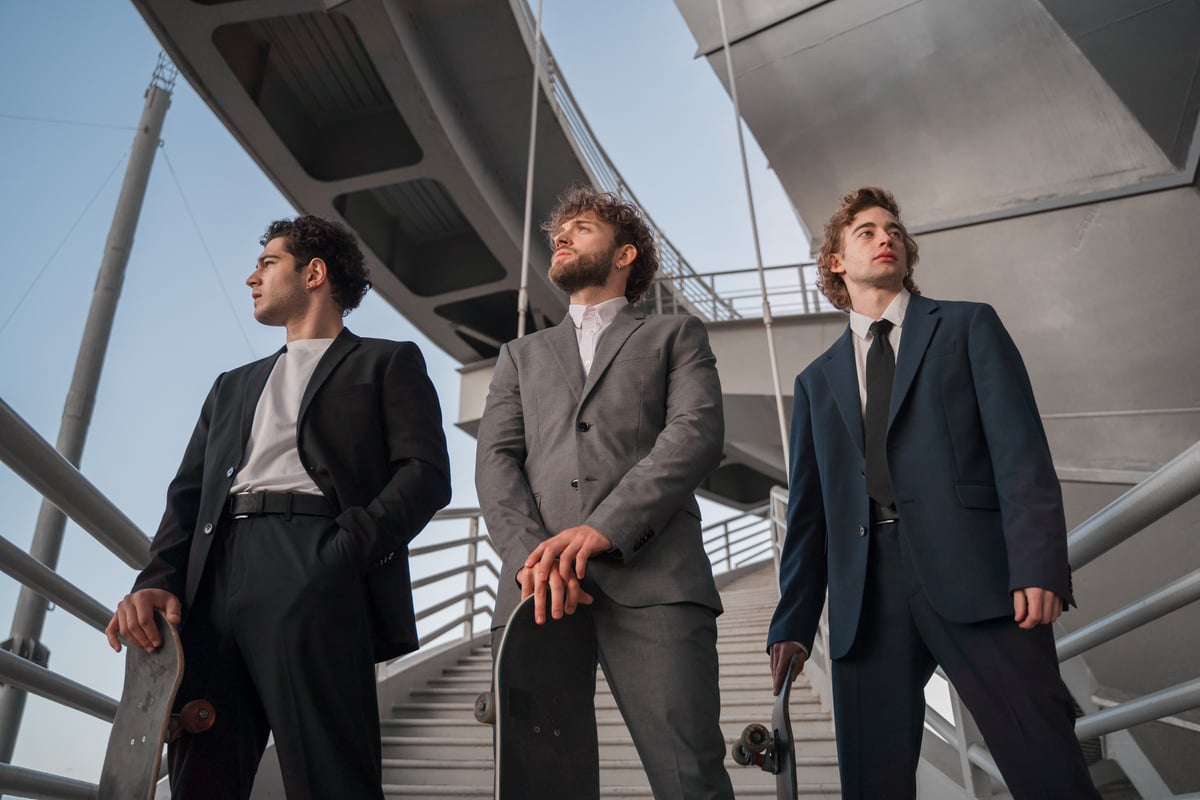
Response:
[464,516,479,640]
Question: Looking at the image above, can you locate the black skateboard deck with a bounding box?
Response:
[478,595,599,800]
[732,652,799,799]
[99,610,214,800]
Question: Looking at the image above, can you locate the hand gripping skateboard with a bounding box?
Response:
[732,652,800,799]
[475,595,599,800]
[99,610,215,800]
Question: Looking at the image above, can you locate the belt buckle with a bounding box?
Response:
[233,492,264,520]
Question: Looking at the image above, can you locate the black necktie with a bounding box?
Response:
[865,319,895,509]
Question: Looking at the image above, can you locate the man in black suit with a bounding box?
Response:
[768,188,1099,798]
[106,216,451,800]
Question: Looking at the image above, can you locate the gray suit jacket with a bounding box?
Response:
[476,306,725,624]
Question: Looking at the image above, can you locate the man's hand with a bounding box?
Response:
[525,524,614,586]
[1012,587,1063,630]
[517,563,594,625]
[770,641,807,696]
[105,589,182,653]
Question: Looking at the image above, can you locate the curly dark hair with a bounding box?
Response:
[260,215,371,316]
[542,186,659,303]
[817,187,920,311]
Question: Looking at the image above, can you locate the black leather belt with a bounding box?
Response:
[228,492,334,519]
[870,499,900,526]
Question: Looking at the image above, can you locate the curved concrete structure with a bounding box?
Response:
[674,0,1200,793]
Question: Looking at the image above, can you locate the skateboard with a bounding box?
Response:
[731,652,799,799]
[98,610,215,800]
[475,595,599,800]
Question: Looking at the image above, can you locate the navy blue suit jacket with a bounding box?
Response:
[768,294,1071,660]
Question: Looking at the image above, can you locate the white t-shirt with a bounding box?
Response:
[229,338,334,496]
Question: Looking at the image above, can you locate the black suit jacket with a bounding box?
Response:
[132,328,452,661]
[769,295,1070,659]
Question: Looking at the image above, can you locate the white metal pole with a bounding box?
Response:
[516,0,545,339]
[716,0,790,468]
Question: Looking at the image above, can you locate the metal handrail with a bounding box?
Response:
[0,398,150,569]
[652,263,838,320]
[0,764,94,800]
[1055,568,1200,661]
[0,534,113,632]
[1075,678,1200,741]
[1068,438,1200,568]
[0,649,116,722]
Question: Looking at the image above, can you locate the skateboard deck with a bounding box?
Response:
[478,595,599,800]
[99,610,214,800]
[732,652,799,799]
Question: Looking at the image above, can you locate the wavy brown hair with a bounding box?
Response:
[542,186,659,303]
[817,187,920,311]
[261,215,371,316]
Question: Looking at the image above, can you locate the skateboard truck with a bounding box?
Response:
[731,721,785,772]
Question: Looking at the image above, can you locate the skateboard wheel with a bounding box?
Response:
[731,742,757,766]
[739,722,769,754]
[179,700,216,734]
[473,691,496,725]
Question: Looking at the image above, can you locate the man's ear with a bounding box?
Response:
[615,243,636,270]
[304,258,328,289]
[828,252,845,275]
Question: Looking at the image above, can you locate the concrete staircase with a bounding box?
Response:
[379,562,840,798]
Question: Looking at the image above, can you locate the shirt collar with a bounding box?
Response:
[569,296,628,329]
[849,289,910,341]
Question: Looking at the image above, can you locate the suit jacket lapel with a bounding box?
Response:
[240,348,284,450]
[299,327,361,425]
[822,328,865,456]
[547,315,585,403]
[580,305,644,405]
[890,294,939,428]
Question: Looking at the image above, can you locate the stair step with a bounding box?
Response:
[375,564,840,797]
[382,758,840,786]
[383,786,841,798]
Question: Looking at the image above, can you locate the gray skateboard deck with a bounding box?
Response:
[481,595,599,800]
[99,610,214,800]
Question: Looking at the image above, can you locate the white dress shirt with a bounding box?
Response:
[848,289,910,415]
[568,296,628,374]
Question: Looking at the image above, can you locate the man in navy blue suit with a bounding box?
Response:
[767,187,1099,798]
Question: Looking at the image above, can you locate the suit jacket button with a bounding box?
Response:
[577,421,591,432]
[225,467,235,477]
[203,523,214,534]
[858,525,866,536]
[570,479,579,489]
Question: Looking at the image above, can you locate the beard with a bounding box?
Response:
[549,245,615,296]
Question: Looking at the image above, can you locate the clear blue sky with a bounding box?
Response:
[0,0,806,781]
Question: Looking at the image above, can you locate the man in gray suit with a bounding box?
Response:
[475,187,734,799]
